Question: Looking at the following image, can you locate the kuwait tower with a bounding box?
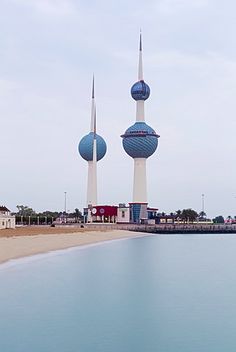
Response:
[78,78,107,209]
[121,34,160,222]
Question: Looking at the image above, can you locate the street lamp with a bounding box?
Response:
[64,191,67,214]
[202,193,205,213]
[64,191,67,224]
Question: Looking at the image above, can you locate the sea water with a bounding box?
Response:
[0,234,236,352]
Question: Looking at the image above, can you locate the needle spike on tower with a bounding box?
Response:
[138,31,143,81]
[139,30,142,51]
[90,76,95,132]
[92,74,95,98]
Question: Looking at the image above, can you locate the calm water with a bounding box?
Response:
[0,234,236,352]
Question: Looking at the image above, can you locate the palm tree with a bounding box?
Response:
[199,211,206,218]
[181,209,198,223]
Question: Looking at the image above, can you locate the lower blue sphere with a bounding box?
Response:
[79,132,107,161]
[131,80,150,101]
[121,122,159,159]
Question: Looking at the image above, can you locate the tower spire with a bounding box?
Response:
[90,75,95,132]
[92,74,95,98]
[138,30,143,81]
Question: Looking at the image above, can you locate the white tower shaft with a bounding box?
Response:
[87,77,97,207]
[87,159,97,206]
[133,158,147,203]
[136,101,145,122]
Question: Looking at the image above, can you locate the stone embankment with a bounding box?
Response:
[135,224,236,234]
[85,223,236,234]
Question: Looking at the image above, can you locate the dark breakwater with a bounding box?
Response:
[131,224,236,234]
[84,223,236,234]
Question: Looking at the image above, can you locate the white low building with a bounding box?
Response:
[117,204,130,223]
[0,206,15,229]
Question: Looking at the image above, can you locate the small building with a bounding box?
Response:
[0,206,15,229]
[83,202,176,225]
[155,213,176,224]
[128,204,159,224]
[84,205,118,223]
[117,204,130,223]
[129,203,148,223]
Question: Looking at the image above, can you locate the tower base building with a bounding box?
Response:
[83,205,118,223]
[129,203,148,223]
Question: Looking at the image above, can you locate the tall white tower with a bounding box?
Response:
[121,34,160,222]
[78,77,107,210]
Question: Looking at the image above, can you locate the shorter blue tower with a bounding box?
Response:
[78,77,107,207]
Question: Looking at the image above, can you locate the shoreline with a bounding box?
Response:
[0,228,147,266]
[2,223,234,267]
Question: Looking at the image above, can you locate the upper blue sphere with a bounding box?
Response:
[121,122,159,159]
[78,132,107,161]
[131,80,150,101]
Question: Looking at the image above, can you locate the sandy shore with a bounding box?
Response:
[0,226,144,265]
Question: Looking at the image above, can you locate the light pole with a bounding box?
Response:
[64,191,67,214]
[202,193,205,213]
[64,191,67,224]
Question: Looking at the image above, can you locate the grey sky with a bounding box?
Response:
[1,0,236,217]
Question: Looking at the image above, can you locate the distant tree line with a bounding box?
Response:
[175,209,199,222]
[13,205,236,225]
[161,210,236,224]
[158,208,203,222]
[14,205,83,225]
[158,209,214,222]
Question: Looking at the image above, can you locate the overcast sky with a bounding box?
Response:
[1,0,236,217]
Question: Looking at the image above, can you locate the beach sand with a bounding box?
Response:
[0,226,143,264]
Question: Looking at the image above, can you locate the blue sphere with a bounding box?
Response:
[78,132,107,161]
[131,80,150,101]
[121,122,159,159]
